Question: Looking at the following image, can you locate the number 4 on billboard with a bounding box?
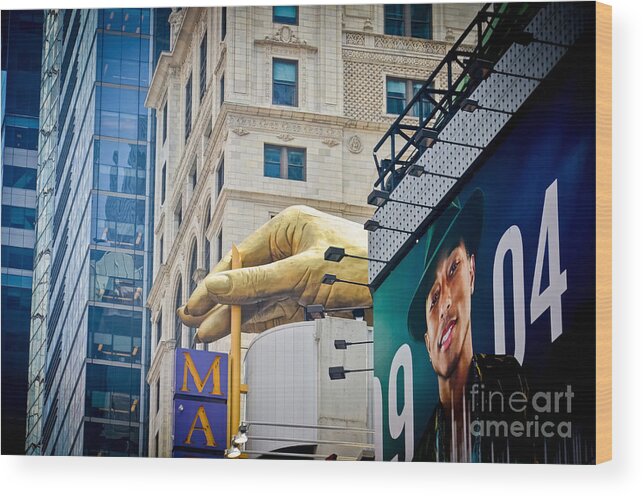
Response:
[530,180,567,342]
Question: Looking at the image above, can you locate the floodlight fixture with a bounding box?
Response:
[321,273,337,285]
[367,189,434,209]
[233,424,248,445]
[225,445,241,458]
[321,274,370,288]
[460,98,514,115]
[334,339,374,350]
[305,304,326,320]
[328,366,375,381]
[324,246,346,262]
[324,245,388,264]
[363,219,413,235]
[417,128,483,151]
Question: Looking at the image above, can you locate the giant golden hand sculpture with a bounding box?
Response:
[178,205,372,343]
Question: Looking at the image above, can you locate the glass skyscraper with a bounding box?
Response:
[26,8,169,456]
[1,9,44,455]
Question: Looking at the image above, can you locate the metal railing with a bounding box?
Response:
[372,2,541,192]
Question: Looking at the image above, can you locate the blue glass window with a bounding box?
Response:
[264,145,281,178]
[287,148,305,180]
[83,421,139,457]
[4,126,39,150]
[3,165,37,189]
[90,249,144,306]
[1,246,34,270]
[273,6,298,25]
[85,363,141,422]
[94,139,146,195]
[101,8,151,35]
[1,205,36,230]
[88,306,142,364]
[384,4,432,39]
[264,145,305,181]
[272,59,297,106]
[386,78,406,115]
[386,78,433,118]
[92,193,146,249]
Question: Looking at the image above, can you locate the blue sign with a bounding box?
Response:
[175,348,228,400]
[173,399,227,455]
[173,348,229,458]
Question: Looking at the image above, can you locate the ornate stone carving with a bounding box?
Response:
[228,115,342,140]
[372,35,446,55]
[363,18,373,32]
[277,133,295,142]
[322,138,340,147]
[232,127,249,136]
[348,135,363,154]
[445,28,455,43]
[345,32,365,46]
[168,8,185,50]
[267,25,305,45]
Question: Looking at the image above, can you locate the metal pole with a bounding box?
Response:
[230,244,242,443]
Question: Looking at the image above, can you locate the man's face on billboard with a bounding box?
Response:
[424,240,475,378]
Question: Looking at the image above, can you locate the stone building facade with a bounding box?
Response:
[144,3,480,457]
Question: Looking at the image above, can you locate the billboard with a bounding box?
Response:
[373,31,597,463]
[173,348,228,457]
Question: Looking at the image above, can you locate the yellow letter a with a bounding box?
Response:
[184,405,217,447]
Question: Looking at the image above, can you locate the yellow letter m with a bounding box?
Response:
[181,352,222,395]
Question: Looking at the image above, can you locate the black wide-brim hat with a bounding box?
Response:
[407,188,484,341]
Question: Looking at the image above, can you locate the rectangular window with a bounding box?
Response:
[1,205,36,230]
[156,379,161,414]
[4,126,39,150]
[2,165,37,190]
[175,201,183,233]
[185,74,192,140]
[273,6,298,25]
[156,313,162,346]
[94,139,147,195]
[217,230,223,262]
[219,74,225,106]
[384,4,432,39]
[216,158,224,196]
[159,235,164,265]
[200,33,207,101]
[264,145,306,181]
[272,59,298,106]
[221,7,227,40]
[85,363,141,422]
[1,246,34,270]
[189,161,197,193]
[87,306,142,364]
[161,162,167,204]
[386,77,433,118]
[162,101,167,143]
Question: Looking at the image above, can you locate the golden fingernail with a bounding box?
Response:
[206,274,232,295]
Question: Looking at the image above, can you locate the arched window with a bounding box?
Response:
[174,279,183,345]
[189,242,198,294]
[204,202,211,271]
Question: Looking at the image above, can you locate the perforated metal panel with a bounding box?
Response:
[368,3,586,284]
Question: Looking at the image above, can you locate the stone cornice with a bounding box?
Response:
[146,7,203,109]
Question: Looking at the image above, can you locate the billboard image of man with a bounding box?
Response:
[407,189,531,462]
